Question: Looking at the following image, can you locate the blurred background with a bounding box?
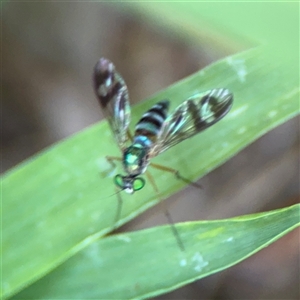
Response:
[2,2,299,299]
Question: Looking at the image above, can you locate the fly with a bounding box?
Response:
[93,57,233,194]
[93,58,233,251]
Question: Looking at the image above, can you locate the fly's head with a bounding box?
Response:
[113,143,149,193]
[114,174,145,194]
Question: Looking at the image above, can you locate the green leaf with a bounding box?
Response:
[11,204,300,299]
[131,2,299,64]
[2,47,299,299]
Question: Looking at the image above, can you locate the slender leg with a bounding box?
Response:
[106,156,122,168]
[106,127,133,167]
[106,128,134,230]
[145,171,160,194]
[113,188,123,229]
[106,129,132,168]
[126,129,134,142]
[149,162,202,189]
[145,171,185,252]
[104,156,123,229]
[164,210,185,252]
[99,156,122,178]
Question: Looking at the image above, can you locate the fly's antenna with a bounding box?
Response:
[101,188,123,200]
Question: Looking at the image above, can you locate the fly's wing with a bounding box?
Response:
[93,58,131,151]
[149,88,233,156]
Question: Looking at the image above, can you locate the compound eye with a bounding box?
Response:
[114,174,124,189]
[133,177,145,191]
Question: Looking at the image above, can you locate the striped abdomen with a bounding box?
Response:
[134,100,169,142]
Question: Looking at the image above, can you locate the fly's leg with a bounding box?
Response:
[106,129,134,231]
[164,209,185,251]
[149,162,202,189]
[106,128,133,168]
[126,129,134,142]
[106,156,122,168]
[104,156,123,229]
[102,156,122,178]
[145,171,185,252]
[145,171,160,194]
[113,188,123,230]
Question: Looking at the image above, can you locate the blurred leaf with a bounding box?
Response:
[12,204,300,299]
[2,47,299,299]
[130,2,299,63]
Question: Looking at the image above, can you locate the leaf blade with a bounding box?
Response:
[2,47,299,298]
[12,204,300,299]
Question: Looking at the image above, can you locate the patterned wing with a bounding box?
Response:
[93,58,131,151]
[149,88,233,156]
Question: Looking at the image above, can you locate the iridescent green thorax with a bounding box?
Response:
[123,143,147,175]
